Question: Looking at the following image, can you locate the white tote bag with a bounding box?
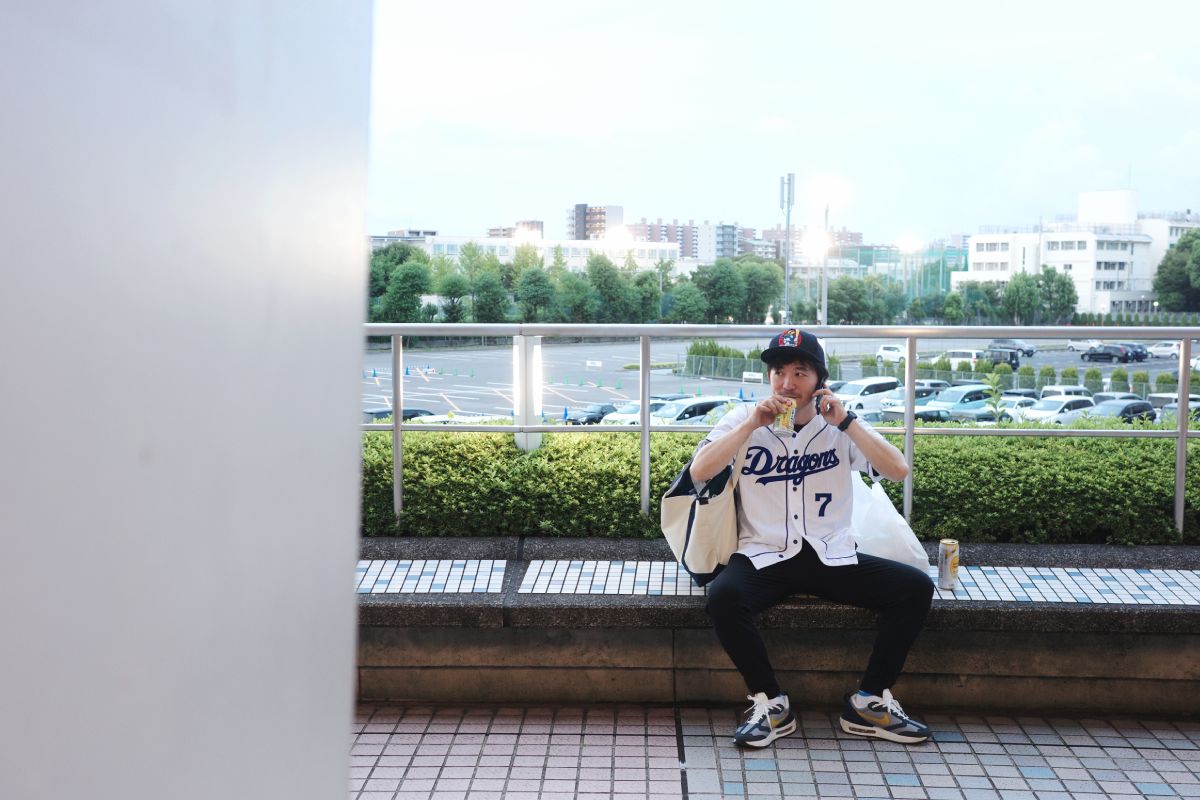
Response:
[850,476,931,572]
[660,445,747,586]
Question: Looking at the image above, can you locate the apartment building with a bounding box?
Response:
[627,217,699,259]
[566,204,623,240]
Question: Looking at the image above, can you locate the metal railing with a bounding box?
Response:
[363,324,1198,534]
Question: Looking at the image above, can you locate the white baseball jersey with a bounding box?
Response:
[699,403,877,569]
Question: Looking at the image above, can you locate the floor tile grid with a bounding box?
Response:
[351,705,686,799]
[352,703,1200,800]
[355,559,506,594]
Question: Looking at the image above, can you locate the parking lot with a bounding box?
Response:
[361,337,1198,422]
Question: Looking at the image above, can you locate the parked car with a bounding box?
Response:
[878,386,940,409]
[1021,396,1096,424]
[834,377,901,412]
[987,338,1036,357]
[1092,392,1143,404]
[650,395,737,425]
[1066,338,1100,352]
[1147,392,1200,409]
[982,347,1021,369]
[362,407,434,423]
[880,407,953,423]
[1113,341,1149,361]
[1160,400,1200,422]
[1001,388,1038,399]
[875,344,906,365]
[1090,399,1156,423]
[924,384,990,413]
[416,411,511,425]
[1039,384,1092,400]
[1081,344,1131,363]
[914,379,951,391]
[954,396,1036,423]
[826,379,846,394]
[1147,341,1180,359]
[941,349,985,371]
[564,403,617,425]
[601,400,670,424]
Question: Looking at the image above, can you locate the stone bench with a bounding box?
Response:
[357,538,1200,716]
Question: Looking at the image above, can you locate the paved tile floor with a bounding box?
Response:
[351,703,1200,800]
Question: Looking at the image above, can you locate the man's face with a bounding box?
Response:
[769,359,820,401]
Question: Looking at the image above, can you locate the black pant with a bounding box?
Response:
[705,543,934,698]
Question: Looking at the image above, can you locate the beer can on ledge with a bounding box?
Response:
[937,539,959,590]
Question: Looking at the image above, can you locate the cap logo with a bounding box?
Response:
[776,329,799,347]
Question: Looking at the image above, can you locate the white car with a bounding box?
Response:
[1020,396,1095,424]
[835,377,901,412]
[649,395,739,425]
[1147,341,1180,359]
[875,344,905,365]
[1066,338,1100,352]
[600,399,669,424]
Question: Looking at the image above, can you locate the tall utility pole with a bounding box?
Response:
[780,173,794,322]
[819,204,829,325]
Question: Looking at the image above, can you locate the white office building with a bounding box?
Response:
[952,191,1200,314]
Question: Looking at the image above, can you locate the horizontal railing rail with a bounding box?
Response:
[362,324,1197,533]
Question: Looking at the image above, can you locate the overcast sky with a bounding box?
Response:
[368,1,1200,246]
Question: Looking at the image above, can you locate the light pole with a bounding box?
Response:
[780,173,794,322]
[820,204,829,326]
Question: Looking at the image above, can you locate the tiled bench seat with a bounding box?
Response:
[356,538,1200,716]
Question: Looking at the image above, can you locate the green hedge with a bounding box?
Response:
[363,428,1200,545]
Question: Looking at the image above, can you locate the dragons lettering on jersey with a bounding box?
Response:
[742,445,840,486]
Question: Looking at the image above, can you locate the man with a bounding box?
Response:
[689,328,935,748]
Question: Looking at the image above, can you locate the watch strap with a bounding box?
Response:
[837,411,857,431]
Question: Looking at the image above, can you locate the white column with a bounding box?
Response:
[0,3,370,799]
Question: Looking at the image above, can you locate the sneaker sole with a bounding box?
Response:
[734,717,798,748]
[839,716,929,744]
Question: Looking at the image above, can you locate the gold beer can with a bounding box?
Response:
[938,539,959,590]
[773,398,797,431]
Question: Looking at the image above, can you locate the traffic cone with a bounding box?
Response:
[372,368,377,378]
[615,380,622,390]
[404,366,409,376]
[738,386,744,400]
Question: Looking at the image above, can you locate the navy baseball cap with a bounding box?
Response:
[760,328,828,382]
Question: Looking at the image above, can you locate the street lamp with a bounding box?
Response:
[780,173,795,322]
[802,228,831,324]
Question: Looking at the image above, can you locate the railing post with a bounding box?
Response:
[640,336,651,516]
[1176,338,1192,535]
[392,334,403,517]
[903,336,917,521]
[513,334,543,452]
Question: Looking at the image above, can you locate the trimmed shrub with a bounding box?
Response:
[1016,365,1036,390]
[362,429,1200,544]
[1157,373,1178,391]
[1037,366,1056,390]
[933,357,952,373]
[1060,366,1078,383]
[1110,367,1129,392]
[827,354,842,380]
[1083,367,1103,393]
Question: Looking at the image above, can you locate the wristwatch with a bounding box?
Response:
[837,410,857,431]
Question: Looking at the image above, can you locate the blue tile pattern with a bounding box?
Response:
[517,560,707,596]
[355,559,505,593]
[513,560,1200,603]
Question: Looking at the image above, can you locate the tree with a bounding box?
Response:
[586,254,637,322]
[1003,273,1040,324]
[860,274,906,323]
[471,272,509,322]
[437,273,471,323]
[827,276,867,323]
[959,281,1003,323]
[655,259,674,293]
[666,281,708,323]
[457,242,487,283]
[1153,229,1200,311]
[693,259,746,323]
[738,260,784,324]
[548,245,568,281]
[632,271,662,322]
[511,243,544,288]
[374,260,432,322]
[943,292,964,324]
[368,241,420,299]
[1037,265,1078,323]
[515,266,554,322]
[553,271,599,322]
[622,251,639,273]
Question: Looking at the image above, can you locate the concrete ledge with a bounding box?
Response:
[357,537,1200,714]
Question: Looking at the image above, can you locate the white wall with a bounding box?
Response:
[0,3,370,799]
